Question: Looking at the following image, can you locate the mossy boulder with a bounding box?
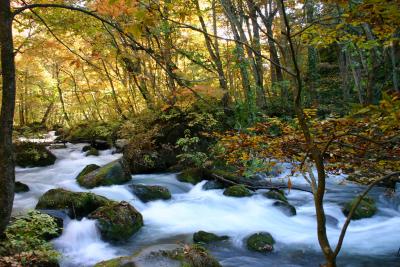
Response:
[342,196,377,220]
[193,231,229,244]
[76,164,101,181]
[202,180,224,190]
[15,181,30,193]
[264,189,287,203]
[35,188,113,219]
[246,232,275,253]
[177,168,209,184]
[14,142,56,168]
[129,184,171,202]
[77,160,131,189]
[94,244,221,267]
[273,201,296,216]
[86,147,99,156]
[82,145,92,152]
[165,245,221,267]
[223,185,252,197]
[88,201,143,241]
[94,256,136,267]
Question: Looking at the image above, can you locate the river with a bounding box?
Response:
[13,141,400,267]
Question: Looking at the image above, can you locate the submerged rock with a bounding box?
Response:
[223,185,252,197]
[14,142,56,168]
[88,201,143,241]
[82,145,92,152]
[273,200,296,216]
[86,147,99,156]
[342,196,377,220]
[193,231,229,244]
[246,232,275,253]
[35,188,113,219]
[15,181,30,193]
[76,159,132,189]
[177,168,209,184]
[129,184,171,202]
[264,189,287,203]
[202,180,224,190]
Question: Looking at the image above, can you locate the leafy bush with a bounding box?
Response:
[0,211,60,266]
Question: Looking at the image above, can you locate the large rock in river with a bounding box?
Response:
[15,181,30,193]
[223,185,252,197]
[193,231,229,244]
[77,160,131,189]
[94,244,221,267]
[342,196,377,220]
[246,232,275,253]
[88,201,143,241]
[35,188,113,219]
[14,142,56,168]
[129,184,171,202]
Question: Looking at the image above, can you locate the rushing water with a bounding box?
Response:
[13,143,400,267]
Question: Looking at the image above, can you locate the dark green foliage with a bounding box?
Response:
[35,188,113,219]
[76,160,131,189]
[0,211,60,266]
[65,121,119,144]
[223,185,252,197]
[129,184,171,202]
[342,196,377,220]
[15,181,30,193]
[246,232,275,253]
[193,231,229,244]
[14,142,56,168]
[88,201,143,241]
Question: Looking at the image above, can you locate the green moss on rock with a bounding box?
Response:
[88,201,143,241]
[76,164,100,181]
[193,231,229,244]
[77,160,131,189]
[129,184,171,202]
[223,185,252,197]
[273,201,296,216]
[177,168,208,184]
[94,257,135,267]
[246,232,275,253]
[14,142,56,168]
[15,181,30,193]
[86,147,99,156]
[165,245,221,267]
[264,189,287,203]
[342,196,377,220]
[35,188,113,219]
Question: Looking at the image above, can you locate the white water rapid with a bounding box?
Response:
[13,142,400,267]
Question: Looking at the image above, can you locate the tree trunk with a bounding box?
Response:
[55,65,71,126]
[0,0,16,236]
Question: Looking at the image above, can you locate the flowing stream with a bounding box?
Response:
[13,142,400,267]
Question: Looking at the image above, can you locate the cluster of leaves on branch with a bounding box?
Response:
[0,211,60,266]
[213,94,400,179]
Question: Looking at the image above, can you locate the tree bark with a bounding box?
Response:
[0,0,16,236]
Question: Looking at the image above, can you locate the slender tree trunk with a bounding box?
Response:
[55,65,70,126]
[390,40,399,93]
[40,102,54,125]
[0,0,16,236]
[194,0,229,106]
[101,60,126,119]
[279,1,336,266]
